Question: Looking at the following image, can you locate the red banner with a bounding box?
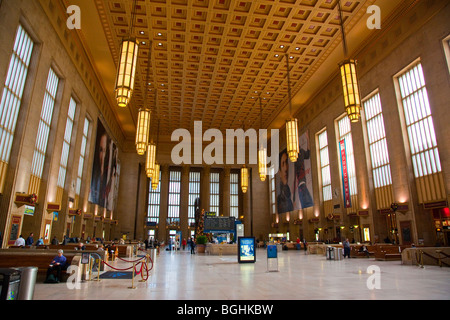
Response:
[339,139,351,208]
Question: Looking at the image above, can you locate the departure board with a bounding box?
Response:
[203,216,236,232]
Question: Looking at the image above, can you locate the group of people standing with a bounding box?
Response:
[143,237,197,254]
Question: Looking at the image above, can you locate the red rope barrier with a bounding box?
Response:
[134,262,142,276]
[101,260,136,271]
[100,252,153,282]
[139,261,149,281]
[117,256,146,263]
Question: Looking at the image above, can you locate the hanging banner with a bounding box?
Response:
[293,130,314,210]
[275,131,314,214]
[89,120,121,211]
[339,139,351,208]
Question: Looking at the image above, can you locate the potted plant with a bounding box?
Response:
[196,235,207,253]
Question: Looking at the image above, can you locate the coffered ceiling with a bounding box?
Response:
[70,0,403,139]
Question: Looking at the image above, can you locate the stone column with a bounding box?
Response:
[180,165,190,240]
[242,166,253,236]
[158,164,169,242]
[200,165,210,213]
[223,166,230,217]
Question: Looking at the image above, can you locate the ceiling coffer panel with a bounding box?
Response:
[91,0,369,137]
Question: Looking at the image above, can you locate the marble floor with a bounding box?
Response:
[32,248,450,300]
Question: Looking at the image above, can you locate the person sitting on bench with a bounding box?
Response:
[359,245,370,257]
[46,249,67,283]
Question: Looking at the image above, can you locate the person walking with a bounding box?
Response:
[189,237,196,254]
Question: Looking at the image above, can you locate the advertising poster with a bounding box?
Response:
[238,237,255,263]
[8,215,22,245]
[89,120,121,211]
[276,131,314,214]
[24,205,35,216]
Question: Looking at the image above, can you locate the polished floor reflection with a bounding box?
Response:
[33,248,450,300]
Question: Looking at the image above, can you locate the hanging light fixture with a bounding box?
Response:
[136,108,150,155]
[115,0,139,108]
[135,46,153,155]
[285,54,299,163]
[151,119,161,190]
[145,141,156,178]
[240,119,249,193]
[152,163,160,190]
[338,0,362,122]
[147,119,160,182]
[258,148,267,182]
[241,165,249,193]
[258,96,267,182]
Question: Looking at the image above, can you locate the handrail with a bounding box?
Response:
[419,250,450,268]
[415,250,424,268]
[436,250,450,259]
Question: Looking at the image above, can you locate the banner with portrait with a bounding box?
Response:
[89,120,120,212]
[276,131,314,214]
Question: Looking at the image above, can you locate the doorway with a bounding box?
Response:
[168,229,177,250]
[400,221,412,245]
[432,207,450,246]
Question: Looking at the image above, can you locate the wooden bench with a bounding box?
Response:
[283,242,304,250]
[0,251,80,281]
[0,248,107,280]
[115,245,133,257]
[42,244,100,251]
[374,245,409,261]
[350,245,375,258]
[97,243,134,257]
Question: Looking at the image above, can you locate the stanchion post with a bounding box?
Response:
[129,262,136,289]
[88,256,93,281]
[419,250,424,268]
[91,257,102,282]
[96,259,101,282]
[436,250,442,267]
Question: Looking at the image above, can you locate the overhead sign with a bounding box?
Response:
[204,216,235,232]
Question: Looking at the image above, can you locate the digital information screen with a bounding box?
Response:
[238,237,256,263]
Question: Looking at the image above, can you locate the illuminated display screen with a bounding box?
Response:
[238,237,255,263]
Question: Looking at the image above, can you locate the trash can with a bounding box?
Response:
[326,246,335,260]
[13,267,38,300]
[335,248,344,261]
[148,248,157,265]
[0,268,21,300]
